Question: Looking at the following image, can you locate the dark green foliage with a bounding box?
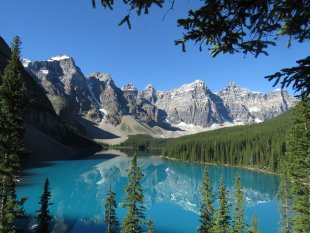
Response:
[92,0,163,15]
[197,167,214,233]
[250,214,259,233]
[92,0,164,30]
[285,98,310,233]
[105,182,119,233]
[212,177,231,233]
[176,1,309,55]
[163,110,293,172]
[232,176,247,233]
[278,175,293,233]
[121,153,146,233]
[119,134,167,151]
[146,218,154,233]
[0,36,27,232]
[0,188,27,233]
[36,178,53,233]
[266,56,310,98]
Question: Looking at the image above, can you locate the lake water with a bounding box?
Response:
[17,152,280,233]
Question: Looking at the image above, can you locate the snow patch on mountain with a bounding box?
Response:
[21,58,31,67]
[48,55,70,61]
[41,69,49,75]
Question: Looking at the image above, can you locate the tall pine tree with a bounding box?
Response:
[278,165,293,233]
[232,176,247,233]
[197,167,214,233]
[146,219,153,233]
[0,36,27,233]
[36,178,53,233]
[285,98,310,233]
[212,177,231,233]
[250,214,259,233]
[105,180,119,233]
[121,153,146,233]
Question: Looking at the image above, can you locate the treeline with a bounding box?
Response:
[162,111,293,172]
[119,134,167,150]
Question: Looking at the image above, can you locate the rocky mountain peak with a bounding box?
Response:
[21,58,31,67]
[228,81,237,88]
[144,84,155,91]
[46,54,79,73]
[140,84,157,105]
[218,82,255,96]
[89,72,113,85]
[122,83,137,91]
[180,79,206,90]
[22,54,97,118]
[22,54,297,129]
[48,54,71,61]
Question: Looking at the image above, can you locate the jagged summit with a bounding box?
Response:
[21,54,297,128]
[89,72,112,84]
[48,54,71,61]
[122,83,137,91]
[144,84,155,90]
[228,81,237,87]
[21,58,31,67]
[218,82,255,95]
[179,79,206,89]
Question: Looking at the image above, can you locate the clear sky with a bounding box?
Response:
[1,0,309,94]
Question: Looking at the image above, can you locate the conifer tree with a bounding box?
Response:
[146,219,154,233]
[278,166,293,233]
[121,153,146,233]
[250,214,259,233]
[285,98,310,233]
[105,181,119,233]
[0,36,27,232]
[36,178,53,233]
[232,176,247,233]
[212,177,231,233]
[197,167,214,233]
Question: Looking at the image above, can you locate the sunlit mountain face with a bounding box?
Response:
[17,153,280,233]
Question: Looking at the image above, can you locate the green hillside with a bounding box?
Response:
[119,134,168,150]
[162,110,293,172]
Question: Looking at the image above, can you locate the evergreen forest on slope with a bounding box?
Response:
[162,110,293,173]
[121,110,294,173]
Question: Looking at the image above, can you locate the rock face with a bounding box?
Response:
[23,55,98,122]
[88,72,127,125]
[152,80,231,127]
[0,37,100,162]
[22,55,297,129]
[217,82,296,124]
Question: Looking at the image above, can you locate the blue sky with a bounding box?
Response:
[1,0,309,94]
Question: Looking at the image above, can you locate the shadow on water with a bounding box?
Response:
[72,152,119,161]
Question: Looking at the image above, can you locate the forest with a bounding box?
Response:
[159,110,294,173]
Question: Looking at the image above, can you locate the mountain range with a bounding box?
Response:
[22,54,296,142]
[0,33,298,157]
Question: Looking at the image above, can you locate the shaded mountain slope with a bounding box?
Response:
[0,37,101,163]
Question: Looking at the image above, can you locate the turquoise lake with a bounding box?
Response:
[17,152,280,233]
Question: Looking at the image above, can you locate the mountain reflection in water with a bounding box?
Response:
[17,153,280,233]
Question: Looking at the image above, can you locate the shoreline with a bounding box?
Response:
[106,146,279,175]
[160,155,278,175]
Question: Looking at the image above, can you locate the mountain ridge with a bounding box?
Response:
[22,55,297,144]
